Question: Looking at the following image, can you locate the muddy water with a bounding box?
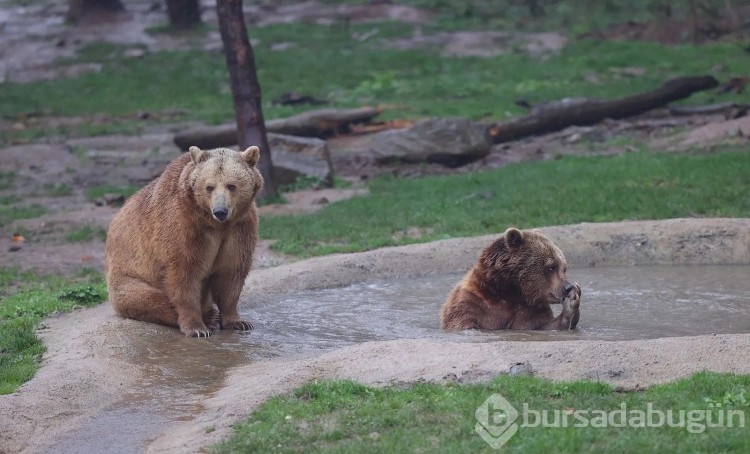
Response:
[48,265,749,453]
[246,265,750,346]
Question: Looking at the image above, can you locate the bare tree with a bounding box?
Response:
[165,0,202,30]
[216,0,277,199]
[67,0,124,23]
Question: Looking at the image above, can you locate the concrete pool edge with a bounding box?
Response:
[243,217,750,295]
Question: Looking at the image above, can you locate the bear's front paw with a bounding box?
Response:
[563,295,581,317]
[181,322,212,337]
[567,283,581,312]
[561,285,580,330]
[224,319,254,331]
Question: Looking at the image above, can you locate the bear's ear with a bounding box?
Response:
[241,146,260,167]
[505,227,524,249]
[189,146,208,164]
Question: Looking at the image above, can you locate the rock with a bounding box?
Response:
[367,118,491,167]
[457,368,496,383]
[269,42,296,51]
[509,362,533,376]
[268,133,334,187]
[442,372,459,382]
[123,48,146,59]
[94,193,126,207]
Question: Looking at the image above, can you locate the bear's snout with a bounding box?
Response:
[563,281,574,295]
[212,207,228,222]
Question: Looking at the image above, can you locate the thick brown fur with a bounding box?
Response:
[440,227,581,330]
[105,146,263,337]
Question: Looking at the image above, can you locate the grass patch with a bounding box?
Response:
[0,267,107,395]
[0,122,146,146]
[2,21,750,127]
[261,148,750,256]
[145,23,211,37]
[65,225,107,243]
[84,184,140,201]
[279,175,329,193]
[213,371,750,453]
[0,194,21,205]
[0,204,48,227]
[40,183,73,197]
[0,172,14,190]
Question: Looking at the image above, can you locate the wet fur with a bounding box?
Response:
[440,228,581,330]
[105,146,263,337]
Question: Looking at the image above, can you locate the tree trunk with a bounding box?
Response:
[67,0,124,23]
[215,0,277,199]
[165,0,202,30]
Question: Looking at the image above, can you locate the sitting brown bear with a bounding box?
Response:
[105,146,263,337]
[440,227,581,330]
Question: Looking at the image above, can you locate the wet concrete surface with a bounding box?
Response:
[46,325,261,454]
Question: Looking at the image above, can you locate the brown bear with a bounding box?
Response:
[440,227,581,330]
[105,146,263,337]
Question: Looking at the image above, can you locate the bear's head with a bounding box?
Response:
[478,227,574,307]
[187,146,264,223]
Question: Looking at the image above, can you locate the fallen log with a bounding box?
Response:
[488,76,719,144]
[173,107,382,151]
[667,101,749,117]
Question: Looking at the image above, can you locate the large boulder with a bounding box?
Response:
[367,118,491,167]
[268,133,334,187]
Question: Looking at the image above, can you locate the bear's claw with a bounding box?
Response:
[224,320,253,331]
[187,329,212,338]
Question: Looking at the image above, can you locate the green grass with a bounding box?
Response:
[0,194,20,205]
[0,172,14,190]
[1,122,146,146]
[213,371,750,453]
[40,183,73,197]
[0,204,48,227]
[2,20,750,136]
[84,184,140,200]
[0,267,107,395]
[261,148,750,256]
[65,225,107,243]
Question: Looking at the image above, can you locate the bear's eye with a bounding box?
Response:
[226,184,237,191]
[547,264,557,273]
[206,185,215,193]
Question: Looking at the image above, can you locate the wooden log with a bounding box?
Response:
[173,107,382,151]
[667,101,748,116]
[488,76,719,144]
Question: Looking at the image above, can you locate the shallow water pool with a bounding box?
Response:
[241,265,750,350]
